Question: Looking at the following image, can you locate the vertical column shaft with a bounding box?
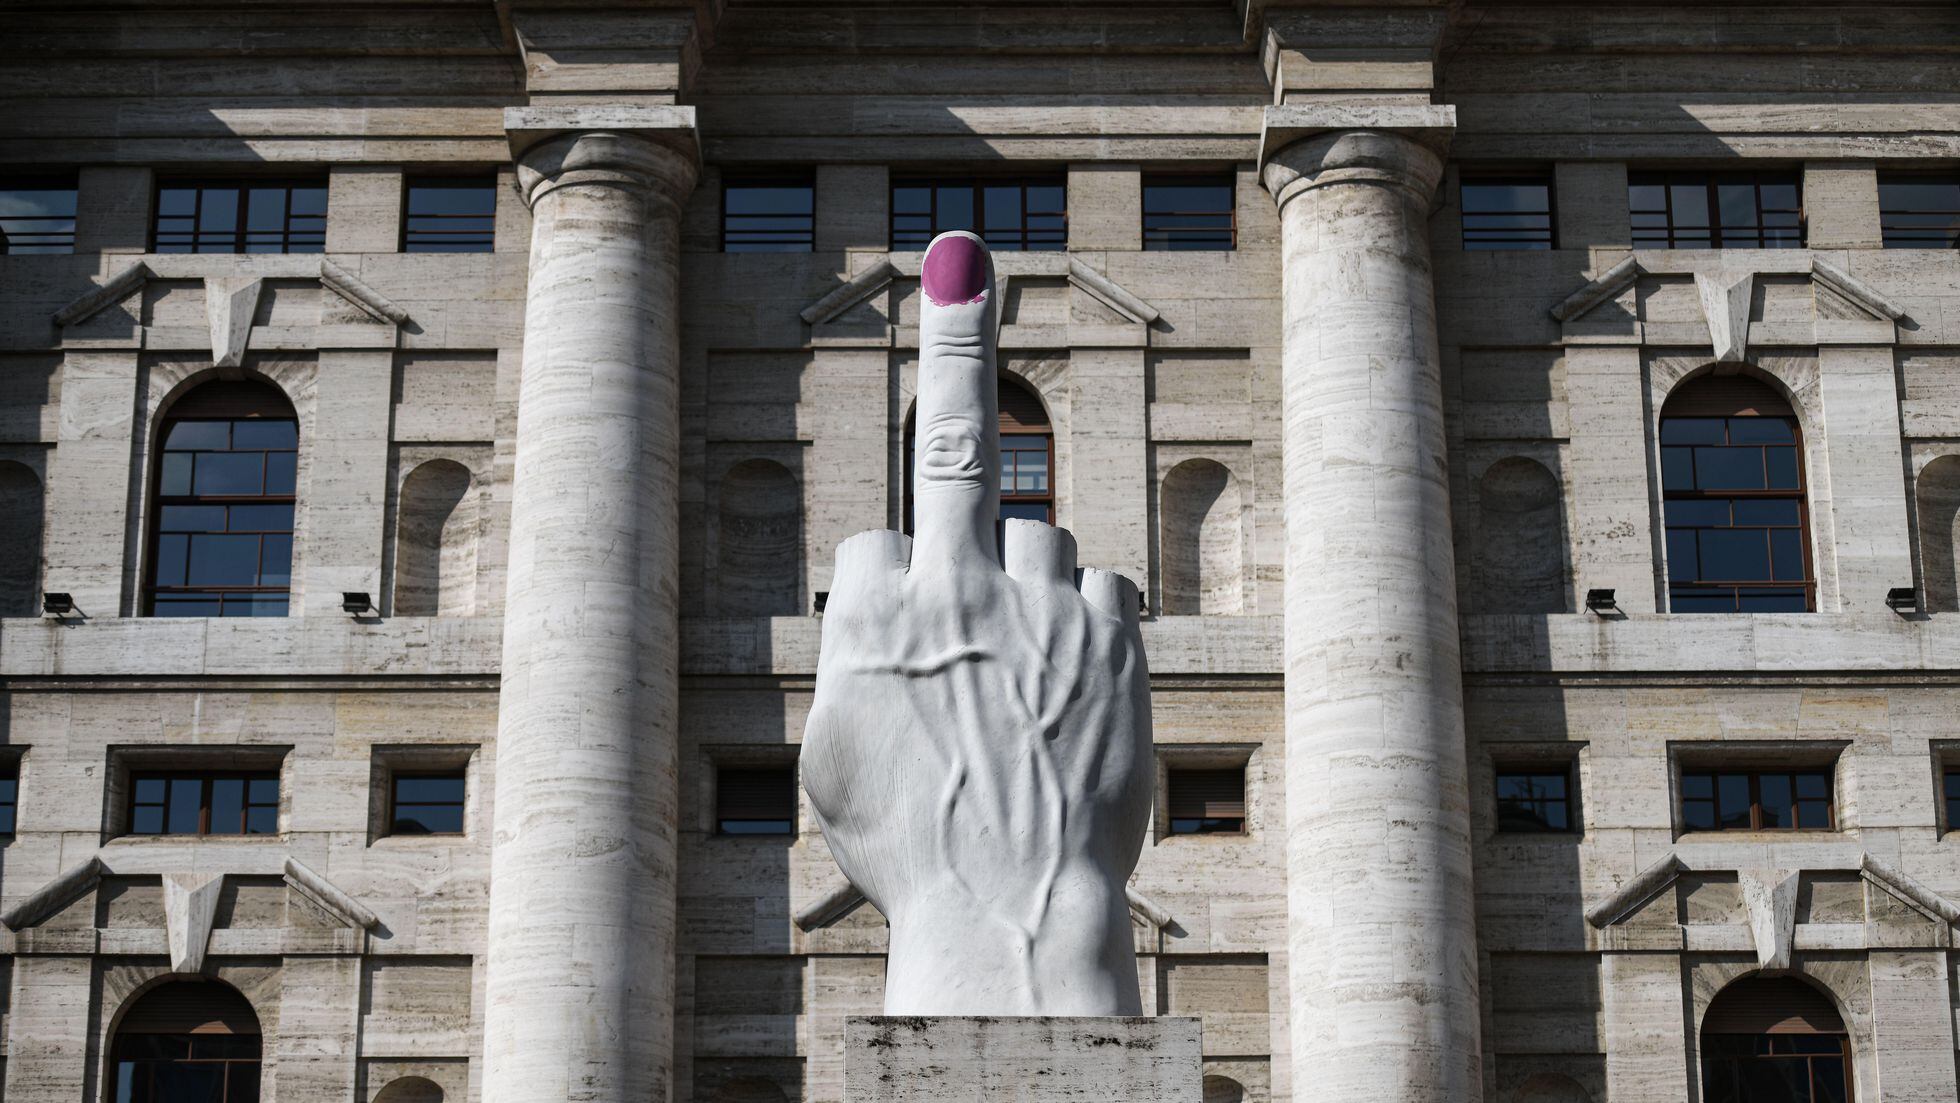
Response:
[1263,128,1482,1102]
[486,128,696,1103]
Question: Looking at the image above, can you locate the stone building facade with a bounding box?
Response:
[1,1,1959,1101]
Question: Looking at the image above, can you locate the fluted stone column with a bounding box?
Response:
[1259,107,1483,1102]
[486,107,697,1103]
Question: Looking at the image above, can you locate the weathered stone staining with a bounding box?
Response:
[802,232,1155,1016]
[844,1016,1203,1101]
[2,4,1960,1103]
[485,108,698,1103]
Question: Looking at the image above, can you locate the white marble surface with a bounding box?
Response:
[802,233,1156,1015]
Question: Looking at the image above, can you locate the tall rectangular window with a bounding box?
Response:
[891,177,1066,251]
[1660,412,1811,613]
[716,766,796,835]
[1946,766,1960,833]
[0,761,17,834]
[150,408,298,618]
[722,176,815,252]
[154,179,327,254]
[0,177,77,254]
[1680,770,1832,832]
[402,176,496,252]
[128,772,279,836]
[1167,767,1245,835]
[389,771,466,835]
[1629,171,1803,249]
[1878,174,1960,249]
[1494,766,1574,832]
[1460,174,1555,250]
[1142,175,1235,250]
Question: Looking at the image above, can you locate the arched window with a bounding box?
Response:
[717,458,801,616]
[147,380,298,617]
[1161,458,1242,614]
[0,460,43,616]
[1202,1074,1247,1103]
[110,980,262,1102]
[1660,375,1811,613]
[904,376,1052,531]
[394,458,476,616]
[1700,975,1852,1102]
[373,1075,446,1103]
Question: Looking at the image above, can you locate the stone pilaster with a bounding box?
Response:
[1259,106,1483,1103]
[485,106,698,1103]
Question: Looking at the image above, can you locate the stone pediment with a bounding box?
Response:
[52,257,411,365]
[2,854,380,969]
[1585,851,1958,970]
[796,254,1161,328]
[1550,254,1907,362]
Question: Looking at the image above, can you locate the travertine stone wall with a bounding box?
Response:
[2,3,1960,1103]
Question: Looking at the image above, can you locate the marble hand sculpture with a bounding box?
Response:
[802,231,1155,1015]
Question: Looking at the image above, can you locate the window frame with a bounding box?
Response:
[1678,768,1835,833]
[1660,410,1815,614]
[714,764,798,837]
[0,756,18,835]
[1877,172,1960,249]
[1458,171,1557,251]
[720,173,816,253]
[151,177,329,255]
[399,174,498,253]
[1141,173,1238,251]
[890,174,1068,252]
[1629,170,1806,250]
[1492,762,1578,834]
[1163,763,1249,837]
[0,174,79,255]
[1700,1033,1854,1103]
[125,770,280,838]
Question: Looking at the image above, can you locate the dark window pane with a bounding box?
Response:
[242,595,289,617]
[1683,799,1717,831]
[132,805,164,833]
[228,504,293,531]
[186,534,264,586]
[999,501,1051,523]
[1717,774,1752,828]
[1460,177,1553,250]
[1737,588,1809,612]
[1733,499,1799,526]
[1728,418,1794,445]
[199,188,239,231]
[1795,773,1829,799]
[152,594,222,616]
[258,535,293,587]
[1695,448,1767,491]
[1670,184,1710,227]
[231,420,297,449]
[264,452,297,495]
[1667,499,1731,526]
[194,453,265,495]
[168,778,202,833]
[166,421,230,450]
[1759,774,1792,828]
[1144,176,1236,251]
[397,776,464,804]
[936,186,974,230]
[722,179,814,253]
[1661,447,1695,489]
[1766,447,1800,489]
[1682,774,1714,800]
[1770,529,1806,581]
[160,505,228,532]
[245,805,277,834]
[1628,183,1666,210]
[210,777,245,833]
[1671,590,1736,613]
[161,452,194,495]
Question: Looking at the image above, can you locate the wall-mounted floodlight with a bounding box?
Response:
[1584,588,1617,615]
[41,592,73,616]
[342,592,374,616]
[1885,587,1918,614]
[813,591,829,615]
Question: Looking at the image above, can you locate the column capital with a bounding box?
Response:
[1257,104,1454,211]
[504,104,700,209]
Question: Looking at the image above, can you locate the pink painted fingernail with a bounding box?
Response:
[921,234,988,307]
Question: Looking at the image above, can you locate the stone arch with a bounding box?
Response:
[108,979,263,1102]
[717,458,801,616]
[1916,454,1960,611]
[394,459,477,617]
[373,1076,445,1103]
[1698,973,1852,1103]
[1476,456,1566,614]
[712,1076,788,1103]
[1202,1074,1247,1103]
[1161,458,1243,615]
[0,460,44,616]
[1511,1072,1592,1103]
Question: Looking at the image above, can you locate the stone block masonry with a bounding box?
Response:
[844,1017,1203,1102]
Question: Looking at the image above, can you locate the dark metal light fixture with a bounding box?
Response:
[342,592,374,615]
[1584,588,1617,614]
[813,591,829,615]
[41,592,73,616]
[1886,587,1917,614]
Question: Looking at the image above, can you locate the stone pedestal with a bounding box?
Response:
[844,1017,1202,1101]
[1259,105,1484,1102]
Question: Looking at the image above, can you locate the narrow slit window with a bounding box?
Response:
[722,177,815,252]
[0,176,78,254]
[154,179,327,254]
[1167,767,1245,835]
[402,176,497,252]
[0,761,17,834]
[892,176,1066,251]
[717,766,797,835]
[1878,174,1960,249]
[1142,175,1236,251]
[1460,174,1554,250]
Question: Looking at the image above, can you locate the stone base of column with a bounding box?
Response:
[845,1016,1203,1101]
